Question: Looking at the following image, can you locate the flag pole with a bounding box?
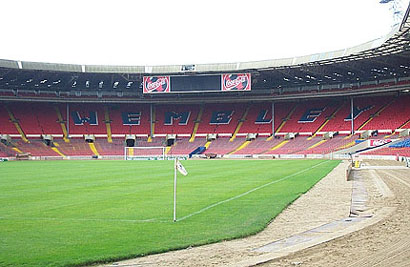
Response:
[173,158,177,222]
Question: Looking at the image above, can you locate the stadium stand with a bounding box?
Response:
[1,98,410,158]
[35,104,64,135]
[320,96,393,133]
[50,139,93,157]
[109,104,151,135]
[196,104,243,135]
[8,103,43,135]
[94,139,124,156]
[239,102,291,135]
[390,138,410,148]
[0,142,14,157]
[359,96,410,131]
[204,137,246,155]
[278,100,341,135]
[168,137,207,156]
[303,135,358,154]
[68,104,107,135]
[361,147,410,157]
[360,137,410,157]
[13,139,59,157]
[233,136,285,155]
[154,105,199,135]
[0,104,19,134]
[262,136,317,155]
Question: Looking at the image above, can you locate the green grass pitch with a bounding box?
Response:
[0,159,340,266]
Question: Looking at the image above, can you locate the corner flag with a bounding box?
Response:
[176,159,188,176]
[174,158,188,222]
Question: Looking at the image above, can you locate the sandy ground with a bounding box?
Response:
[262,159,410,267]
[105,160,354,267]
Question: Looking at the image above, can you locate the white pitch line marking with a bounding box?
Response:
[0,216,166,223]
[177,160,331,222]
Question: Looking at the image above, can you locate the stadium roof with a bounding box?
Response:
[0,0,398,66]
[0,1,409,74]
[0,2,409,103]
[0,19,408,75]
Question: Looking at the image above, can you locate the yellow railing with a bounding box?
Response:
[230,107,250,142]
[104,107,113,143]
[276,105,297,133]
[54,106,69,142]
[270,140,289,151]
[228,140,250,154]
[308,139,327,150]
[88,143,100,156]
[189,106,204,143]
[6,107,29,143]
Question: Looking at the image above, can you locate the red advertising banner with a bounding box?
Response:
[369,139,391,147]
[221,73,251,91]
[143,76,171,93]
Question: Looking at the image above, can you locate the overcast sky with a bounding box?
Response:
[0,0,407,66]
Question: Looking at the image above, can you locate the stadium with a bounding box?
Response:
[1,1,410,266]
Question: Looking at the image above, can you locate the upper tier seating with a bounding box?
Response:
[67,104,108,135]
[0,105,19,134]
[1,99,409,137]
[196,104,244,134]
[239,103,289,134]
[108,104,151,135]
[361,96,410,131]
[1,97,409,157]
[278,100,340,134]
[154,105,199,135]
[321,96,393,132]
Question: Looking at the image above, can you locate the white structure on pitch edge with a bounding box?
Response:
[124,147,166,160]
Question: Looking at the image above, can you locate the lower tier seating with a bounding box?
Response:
[53,139,94,157]
[361,147,410,157]
[168,138,207,155]
[233,137,283,155]
[94,139,125,156]
[204,137,246,155]
[13,140,60,157]
[0,133,408,158]
[303,135,358,154]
